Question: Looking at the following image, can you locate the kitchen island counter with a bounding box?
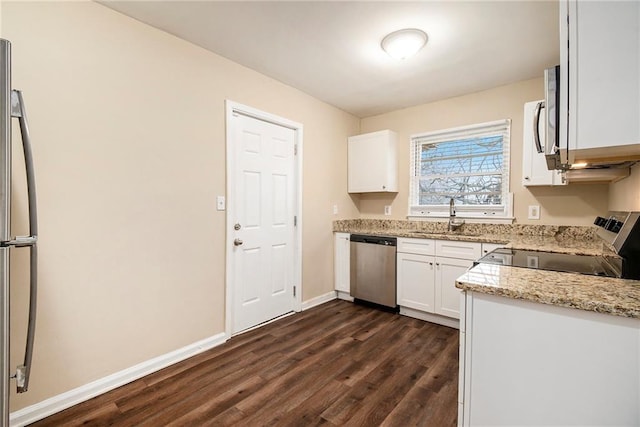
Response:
[456,263,640,318]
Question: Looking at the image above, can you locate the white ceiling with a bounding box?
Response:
[101,1,560,118]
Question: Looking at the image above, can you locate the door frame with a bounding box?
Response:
[224,100,303,338]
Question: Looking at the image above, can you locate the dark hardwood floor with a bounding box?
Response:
[30,300,459,426]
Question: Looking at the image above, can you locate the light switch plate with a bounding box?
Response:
[216,196,226,211]
[333,204,338,215]
[528,205,540,220]
[384,205,392,216]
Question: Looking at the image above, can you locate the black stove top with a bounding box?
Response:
[476,248,622,278]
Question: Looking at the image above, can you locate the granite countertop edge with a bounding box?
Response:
[456,265,640,319]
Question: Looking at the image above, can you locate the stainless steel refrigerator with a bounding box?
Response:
[0,38,38,426]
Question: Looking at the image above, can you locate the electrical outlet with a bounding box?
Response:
[333,204,338,215]
[384,205,392,216]
[528,205,540,220]
[216,196,226,211]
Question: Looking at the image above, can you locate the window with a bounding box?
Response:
[409,119,512,220]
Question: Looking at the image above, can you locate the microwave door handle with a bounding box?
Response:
[533,100,544,154]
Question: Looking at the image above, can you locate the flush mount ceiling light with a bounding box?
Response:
[381,28,428,60]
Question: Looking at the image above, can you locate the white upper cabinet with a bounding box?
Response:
[522,100,566,186]
[348,130,398,193]
[561,0,640,163]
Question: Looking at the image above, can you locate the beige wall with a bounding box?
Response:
[358,78,609,225]
[610,164,640,211]
[2,0,625,415]
[2,1,359,410]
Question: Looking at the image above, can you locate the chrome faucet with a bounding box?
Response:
[448,198,465,232]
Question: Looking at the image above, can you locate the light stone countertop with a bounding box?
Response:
[334,219,614,256]
[343,229,612,256]
[456,263,640,319]
[334,219,639,318]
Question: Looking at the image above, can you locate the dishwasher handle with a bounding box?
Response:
[350,234,397,246]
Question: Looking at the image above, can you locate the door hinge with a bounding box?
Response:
[293,286,296,297]
[294,144,298,155]
[294,216,297,226]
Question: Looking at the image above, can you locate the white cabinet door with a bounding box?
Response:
[481,243,503,256]
[397,252,436,312]
[563,0,640,162]
[348,130,398,193]
[435,240,481,260]
[522,100,566,186]
[334,233,350,294]
[435,257,473,319]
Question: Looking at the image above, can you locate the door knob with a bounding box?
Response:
[234,238,243,246]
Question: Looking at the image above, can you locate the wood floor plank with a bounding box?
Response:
[341,361,429,427]
[29,300,459,427]
[267,379,350,427]
[335,318,424,387]
[162,375,266,426]
[113,350,284,425]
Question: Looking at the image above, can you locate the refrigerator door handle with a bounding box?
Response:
[11,89,38,393]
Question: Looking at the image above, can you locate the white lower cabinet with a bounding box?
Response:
[334,233,352,300]
[459,292,640,426]
[397,252,435,312]
[480,242,503,256]
[434,257,474,319]
[397,238,481,327]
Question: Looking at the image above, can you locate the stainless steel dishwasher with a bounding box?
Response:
[350,234,397,309]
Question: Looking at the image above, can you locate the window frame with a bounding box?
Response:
[408,119,513,222]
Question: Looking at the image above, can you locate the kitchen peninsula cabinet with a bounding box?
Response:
[458,291,640,426]
[347,130,398,193]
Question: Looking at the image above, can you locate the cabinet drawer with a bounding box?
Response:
[397,238,436,255]
[481,243,504,256]
[435,240,481,260]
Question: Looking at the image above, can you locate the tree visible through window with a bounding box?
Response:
[410,120,511,218]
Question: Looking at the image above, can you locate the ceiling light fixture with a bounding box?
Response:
[381,28,428,60]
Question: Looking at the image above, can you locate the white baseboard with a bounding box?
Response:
[10,332,227,427]
[399,306,460,329]
[336,291,354,302]
[300,291,337,311]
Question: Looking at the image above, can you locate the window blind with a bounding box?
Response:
[409,119,511,215]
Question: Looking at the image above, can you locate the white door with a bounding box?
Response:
[231,112,297,334]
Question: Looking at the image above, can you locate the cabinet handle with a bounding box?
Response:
[436,263,440,266]
[382,185,386,190]
[429,262,433,266]
[524,176,530,180]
